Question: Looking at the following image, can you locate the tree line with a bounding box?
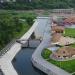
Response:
[0,12,36,50]
[0,0,75,9]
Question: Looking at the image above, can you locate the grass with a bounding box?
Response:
[47,58,75,73]
[63,28,75,38]
[69,43,75,48]
[42,48,75,73]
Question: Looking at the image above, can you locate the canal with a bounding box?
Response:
[12,48,47,75]
[12,17,49,75]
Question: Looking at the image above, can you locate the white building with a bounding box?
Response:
[0,0,16,3]
[52,9,74,14]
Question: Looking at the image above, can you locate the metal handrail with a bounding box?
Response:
[0,39,16,57]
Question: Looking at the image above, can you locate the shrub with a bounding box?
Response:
[41,48,52,59]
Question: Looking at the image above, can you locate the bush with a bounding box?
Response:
[0,0,75,9]
[41,48,52,59]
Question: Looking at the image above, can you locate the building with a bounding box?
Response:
[53,16,75,25]
[58,37,75,46]
[51,25,64,33]
[0,0,16,3]
[52,9,74,14]
[51,33,62,42]
[64,17,75,24]
[53,46,75,59]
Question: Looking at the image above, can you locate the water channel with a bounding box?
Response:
[12,48,47,75]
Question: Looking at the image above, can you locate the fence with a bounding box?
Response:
[0,39,16,57]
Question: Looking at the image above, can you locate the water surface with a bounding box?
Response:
[12,48,46,75]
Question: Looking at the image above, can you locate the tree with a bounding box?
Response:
[0,13,24,49]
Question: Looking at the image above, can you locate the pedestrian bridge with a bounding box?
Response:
[16,39,41,48]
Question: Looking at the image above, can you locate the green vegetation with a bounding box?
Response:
[63,28,75,38]
[41,48,52,59]
[69,43,75,48]
[72,73,75,75]
[47,58,75,73]
[1,0,75,9]
[42,48,75,73]
[0,12,36,50]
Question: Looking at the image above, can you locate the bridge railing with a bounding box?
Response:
[0,39,16,57]
[16,39,42,48]
[0,38,42,58]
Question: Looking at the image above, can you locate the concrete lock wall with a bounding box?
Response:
[34,17,49,40]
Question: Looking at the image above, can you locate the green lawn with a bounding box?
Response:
[47,58,75,73]
[69,43,75,48]
[42,48,75,73]
[63,28,75,38]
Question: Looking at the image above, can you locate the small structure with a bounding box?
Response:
[52,9,74,14]
[51,25,64,33]
[53,46,75,59]
[64,17,75,24]
[51,33,62,42]
[58,37,75,46]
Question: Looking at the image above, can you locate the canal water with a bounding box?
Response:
[12,48,47,75]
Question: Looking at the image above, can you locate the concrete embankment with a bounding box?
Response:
[31,39,71,75]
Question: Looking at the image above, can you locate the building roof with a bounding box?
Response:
[52,33,62,42]
[55,46,75,57]
[64,17,75,24]
[52,9,74,14]
[51,25,64,31]
[58,37,75,46]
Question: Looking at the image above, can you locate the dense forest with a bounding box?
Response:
[0,0,75,9]
[0,12,36,50]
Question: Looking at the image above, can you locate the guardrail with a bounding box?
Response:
[0,39,16,57]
